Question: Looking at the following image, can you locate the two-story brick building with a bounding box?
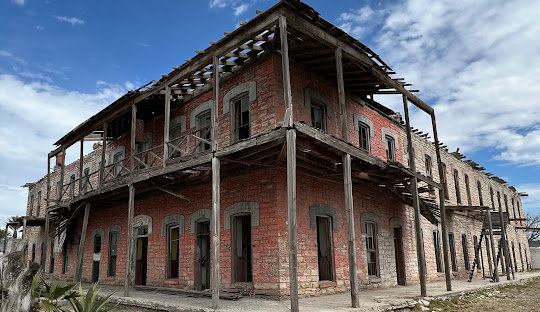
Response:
[18,1,530,310]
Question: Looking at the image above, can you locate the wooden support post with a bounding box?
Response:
[485,233,494,278]
[343,153,359,307]
[58,147,66,203]
[130,104,137,175]
[486,209,499,281]
[479,235,486,278]
[498,212,511,280]
[286,129,299,312]
[41,210,50,268]
[74,202,90,282]
[336,47,348,141]
[212,55,220,152]
[124,184,135,296]
[402,96,427,297]
[163,86,171,166]
[279,16,293,127]
[211,157,221,310]
[79,139,84,194]
[46,156,51,209]
[99,122,107,188]
[430,114,452,291]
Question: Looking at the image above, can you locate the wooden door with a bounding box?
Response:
[135,237,148,285]
[92,234,101,283]
[195,221,210,290]
[233,215,252,283]
[394,226,406,285]
[316,216,334,281]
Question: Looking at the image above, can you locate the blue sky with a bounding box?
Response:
[0,0,539,225]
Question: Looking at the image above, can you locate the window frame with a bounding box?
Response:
[465,174,472,206]
[385,135,396,162]
[167,224,181,279]
[442,162,449,199]
[449,232,458,272]
[358,121,370,152]
[310,99,327,132]
[365,221,379,277]
[37,191,41,216]
[196,109,212,152]
[433,230,443,273]
[231,93,250,142]
[462,234,470,271]
[108,230,119,277]
[453,169,461,204]
[477,181,483,206]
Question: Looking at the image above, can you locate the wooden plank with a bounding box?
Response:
[335,47,347,141]
[446,205,491,211]
[74,202,90,282]
[286,129,299,312]
[343,154,359,307]
[163,85,171,167]
[99,122,108,189]
[211,157,221,310]
[280,16,293,127]
[430,112,452,291]
[402,96,427,297]
[130,104,137,174]
[124,184,135,296]
[498,209,511,280]
[212,56,219,152]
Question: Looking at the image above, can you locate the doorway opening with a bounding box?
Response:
[135,226,148,286]
[393,226,406,285]
[195,220,211,290]
[316,216,334,281]
[232,215,252,283]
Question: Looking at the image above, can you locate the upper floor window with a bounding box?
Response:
[504,194,509,214]
[310,100,326,132]
[29,194,34,216]
[196,110,212,151]
[464,174,472,206]
[358,122,370,152]
[517,200,521,219]
[37,191,41,216]
[425,155,432,178]
[442,162,449,199]
[490,187,495,209]
[477,181,483,206]
[170,117,184,141]
[83,168,90,192]
[69,174,76,198]
[497,191,502,212]
[232,93,250,142]
[113,152,123,177]
[511,198,516,219]
[385,135,395,161]
[453,169,461,204]
[365,221,378,276]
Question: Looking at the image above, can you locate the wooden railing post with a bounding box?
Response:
[79,139,84,195]
[336,47,347,141]
[99,122,108,188]
[280,16,293,128]
[130,103,137,175]
[211,157,220,309]
[403,95,427,297]
[163,86,171,167]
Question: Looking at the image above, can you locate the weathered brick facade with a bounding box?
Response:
[22,2,530,300]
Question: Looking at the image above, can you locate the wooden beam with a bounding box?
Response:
[124,184,135,296]
[336,47,347,141]
[286,129,299,312]
[79,139,84,194]
[212,55,219,152]
[280,16,293,127]
[98,122,107,189]
[343,154,359,307]
[163,85,171,167]
[74,202,90,282]
[149,183,190,202]
[275,141,287,166]
[446,205,491,211]
[499,210,511,280]
[402,96,427,297]
[211,157,221,310]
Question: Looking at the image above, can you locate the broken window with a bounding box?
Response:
[29,194,34,216]
[442,162,449,200]
[465,174,472,206]
[113,152,123,177]
[490,187,495,209]
[233,215,253,283]
[477,181,483,206]
[504,194,509,214]
[233,93,250,142]
[49,241,55,273]
[358,122,370,152]
[365,221,378,276]
[433,230,442,273]
[454,169,461,204]
[108,230,118,277]
[196,110,212,151]
[37,191,41,216]
[62,243,69,274]
[167,225,180,279]
[57,180,62,200]
[497,191,502,212]
[449,232,457,271]
[69,174,76,198]
[385,135,396,162]
[31,244,36,262]
[462,234,470,271]
[311,100,326,132]
[511,198,516,219]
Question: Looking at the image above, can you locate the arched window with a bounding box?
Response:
[107,226,120,277]
[162,215,184,279]
[477,181,483,206]
[361,212,379,277]
[232,93,250,142]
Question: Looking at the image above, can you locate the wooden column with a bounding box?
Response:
[74,202,90,282]
[211,157,220,309]
[279,16,293,127]
[343,153,359,307]
[163,86,171,167]
[124,184,135,296]
[41,210,50,268]
[98,122,107,189]
[130,104,137,175]
[286,129,298,312]
[336,47,348,141]
[486,209,499,281]
[46,156,51,209]
[79,139,84,194]
[58,147,66,203]
[402,96,427,297]
[212,55,220,152]
[485,233,494,278]
[498,209,511,280]
[430,114,452,291]
[479,236,486,278]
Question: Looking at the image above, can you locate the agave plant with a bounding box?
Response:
[31,273,78,311]
[68,283,115,312]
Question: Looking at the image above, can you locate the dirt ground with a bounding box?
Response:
[414,277,540,312]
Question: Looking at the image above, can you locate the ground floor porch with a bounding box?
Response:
[86,270,540,312]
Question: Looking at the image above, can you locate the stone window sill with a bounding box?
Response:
[319,281,337,288]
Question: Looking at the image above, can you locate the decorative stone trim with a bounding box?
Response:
[162,214,185,236]
[389,216,404,229]
[309,203,339,230]
[189,209,211,234]
[224,202,259,230]
[91,228,104,240]
[353,114,375,137]
[360,212,379,233]
[133,215,152,234]
[304,88,333,117]
[381,127,396,143]
[190,100,213,129]
[110,146,126,165]
[170,115,187,133]
[106,225,121,238]
[223,81,256,114]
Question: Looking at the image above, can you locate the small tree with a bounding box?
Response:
[525,212,540,241]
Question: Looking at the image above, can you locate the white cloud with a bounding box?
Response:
[517,184,540,216]
[55,16,85,26]
[36,25,44,31]
[337,0,540,167]
[11,0,25,5]
[0,50,28,65]
[234,4,249,17]
[209,0,228,9]
[137,42,150,48]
